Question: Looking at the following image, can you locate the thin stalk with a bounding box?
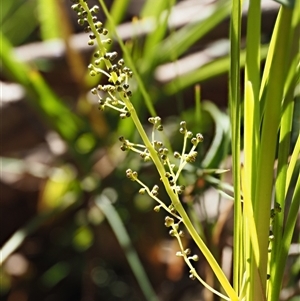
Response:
[195,84,201,125]
[77,12,230,296]
[120,94,238,301]
[286,134,300,195]
[91,6,237,296]
[229,0,242,293]
[244,0,261,200]
[243,0,262,296]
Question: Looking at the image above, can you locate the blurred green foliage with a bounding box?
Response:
[1,0,298,301]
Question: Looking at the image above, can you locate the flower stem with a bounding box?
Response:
[121,94,238,301]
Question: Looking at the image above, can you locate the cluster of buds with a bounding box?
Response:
[269,202,281,253]
[176,121,204,163]
[151,185,159,196]
[164,216,183,237]
[270,201,282,219]
[176,248,199,262]
[119,136,133,151]
[189,269,198,280]
[70,0,133,118]
[119,136,152,162]
[71,0,204,288]
[148,116,163,131]
[165,218,200,281]
[126,169,138,181]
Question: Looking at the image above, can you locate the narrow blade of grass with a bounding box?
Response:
[164,46,269,96]
[157,0,231,64]
[95,194,159,301]
[229,0,242,292]
[270,172,300,301]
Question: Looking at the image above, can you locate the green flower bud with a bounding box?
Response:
[153,205,161,212]
[186,131,193,138]
[94,59,101,65]
[196,133,204,142]
[164,216,174,227]
[139,188,146,194]
[169,229,176,236]
[184,248,191,255]
[191,255,199,261]
[148,117,155,124]
[120,145,127,151]
[125,169,138,181]
[84,26,91,33]
[94,51,100,58]
[186,151,198,163]
[191,137,197,145]
[180,121,186,128]
[71,4,80,11]
[155,116,161,123]
[95,21,103,28]
[144,155,151,162]
[91,5,99,13]
[157,125,163,131]
[174,151,181,159]
[118,59,125,66]
[78,18,85,26]
[102,38,112,44]
[179,127,186,134]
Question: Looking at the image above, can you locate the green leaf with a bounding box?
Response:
[273,0,295,8]
[164,46,269,95]
[95,193,159,301]
[0,32,97,170]
[1,0,37,45]
[41,262,70,287]
[201,101,230,169]
[157,0,231,64]
[37,0,61,40]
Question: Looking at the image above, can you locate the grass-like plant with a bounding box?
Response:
[230,0,299,300]
[69,0,299,300]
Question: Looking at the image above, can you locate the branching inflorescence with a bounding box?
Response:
[70,1,238,300]
[71,0,133,119]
